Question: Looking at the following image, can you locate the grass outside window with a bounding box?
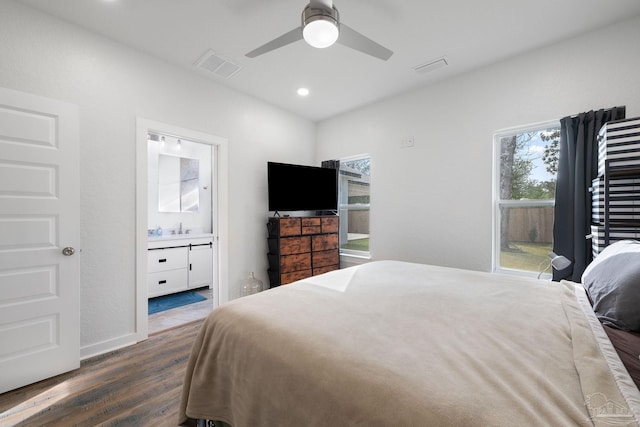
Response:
[341,238,369,252]
[500,241,552,272]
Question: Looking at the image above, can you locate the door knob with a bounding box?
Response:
[62,247,75,256]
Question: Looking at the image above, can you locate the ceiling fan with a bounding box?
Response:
[245,0,393,61]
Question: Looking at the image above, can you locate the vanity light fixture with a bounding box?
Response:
[160,136,166,146]
[177,139,182,150]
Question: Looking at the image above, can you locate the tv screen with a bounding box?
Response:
[268,162,338,212]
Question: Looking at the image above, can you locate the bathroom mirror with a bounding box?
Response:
[158,154,200,212]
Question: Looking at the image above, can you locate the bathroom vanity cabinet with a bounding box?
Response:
[147,235,213,298]
[188,242,215,288]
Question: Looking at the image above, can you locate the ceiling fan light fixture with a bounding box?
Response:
[245,1,392,60]
[302,6,339,49]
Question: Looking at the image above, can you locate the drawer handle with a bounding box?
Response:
[158,259,167,263]
[159,280,167,285]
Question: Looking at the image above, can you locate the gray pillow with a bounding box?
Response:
[581,240,640,332]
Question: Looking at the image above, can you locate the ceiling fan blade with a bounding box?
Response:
[337,23,393,61]
[245,27,303,58]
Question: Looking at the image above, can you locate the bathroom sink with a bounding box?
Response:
[148,232,214,242]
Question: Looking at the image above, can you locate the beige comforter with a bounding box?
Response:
[179,260,640,426]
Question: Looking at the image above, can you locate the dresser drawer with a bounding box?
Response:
[281,269,312,285]
[312,233,338,251]
[148,268,188,297]
[148,247,188,273]
[280,236,311,255]
[280,253,311,273]
[301,217,321,227]
[312,249,339,268]
[321,217,339,233]
[279,217,301,236]
[301,217,321,234]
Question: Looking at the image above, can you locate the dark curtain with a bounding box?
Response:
[319,160,340,216]
[553,106,626,281]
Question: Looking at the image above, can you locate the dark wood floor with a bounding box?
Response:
[0,319,204,427]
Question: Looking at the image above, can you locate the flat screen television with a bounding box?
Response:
[268,162,338,212]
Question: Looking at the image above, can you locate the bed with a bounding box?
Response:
[179,247,640,426]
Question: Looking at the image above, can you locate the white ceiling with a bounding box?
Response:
[17,0,640,122]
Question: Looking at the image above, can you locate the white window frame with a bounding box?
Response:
[339,154,371,259]
[492,120,559,278]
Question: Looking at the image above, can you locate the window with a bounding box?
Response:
[493,121,560,277]
[339,156,370,257]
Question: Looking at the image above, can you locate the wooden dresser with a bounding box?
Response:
[267,216,340,287]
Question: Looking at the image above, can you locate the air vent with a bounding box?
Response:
[413,56,448,74]
[194,49,242,79]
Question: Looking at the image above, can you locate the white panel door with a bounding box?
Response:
[0,87,80,394]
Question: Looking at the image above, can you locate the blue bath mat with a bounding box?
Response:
[148,291,207,315]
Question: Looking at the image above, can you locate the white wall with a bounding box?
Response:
[0,1,315,355]
[316,16,640,272]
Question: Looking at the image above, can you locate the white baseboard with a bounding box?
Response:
[80,332,140,360]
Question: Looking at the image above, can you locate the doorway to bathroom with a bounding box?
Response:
[135,118,228,341]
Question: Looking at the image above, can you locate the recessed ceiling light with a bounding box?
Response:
[297,88,310,97]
